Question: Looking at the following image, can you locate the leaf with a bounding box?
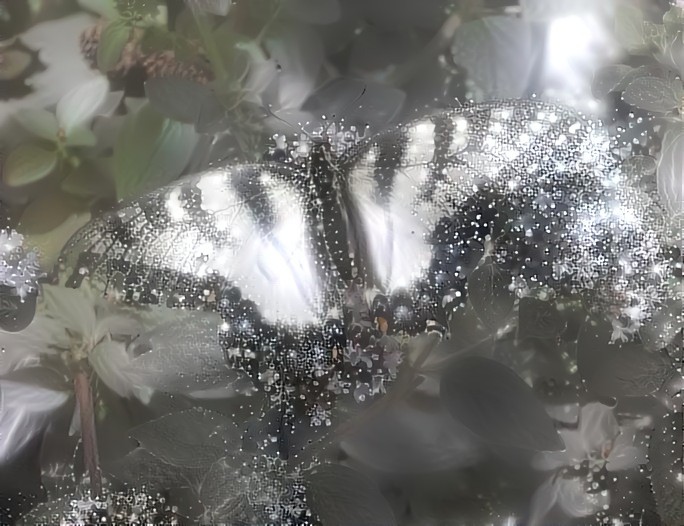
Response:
[615,5,647,54]
[622,76,682,113]
[439,356,564,451]
[77,0,119,18]
[467,259,515,328]
[577,319,675,398]
[129,408,240,469]
[657,123,684,216]
[451,16,535,100]
[108,447,196,490]
[302,78,406,132]
[0,285,37,332]
[97,19,131,73]
[144,77,212,124]
[649,411,684,526]
[591,65,634,99]
[517,297,565,340]
[2,144,58,187]
[113,103,198,199]
[0,50,32,80]
[199,457,251,521]
[56,76,110,135]
[14,109,59,141]
[305,464,397,526]
[18,192,84,235]
[621,155,658,183]
[639,300,684,351]
[184,0,231,16]
[282,0,341,24]
[132,312,238,394]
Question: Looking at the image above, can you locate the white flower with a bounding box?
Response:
[528,402,647,526]
[0,14,99,126]
[0,283,151,462]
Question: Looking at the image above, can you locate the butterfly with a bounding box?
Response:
[58,99,648,393]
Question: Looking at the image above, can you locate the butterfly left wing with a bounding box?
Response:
[59,163,339,327]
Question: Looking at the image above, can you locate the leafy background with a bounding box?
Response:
[0,0,683,525]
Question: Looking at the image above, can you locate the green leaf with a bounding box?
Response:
[109,448,195,491]
[591,65,634,99]
[467,259,515,328]
[615,5,648,54]
[622,76,682,113]
[186,0,232,16]
[440,356,564,451]
[14,109,59,141]
[113,103,198,199]
[0,50,32,80]
[305,464,397,526]
[3,144,58,187]
[77,0,119,18]
[144,77,212,124]
[97,19,131,72]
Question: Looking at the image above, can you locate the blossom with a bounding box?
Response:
[528,402,647,526]
[0,283,150,462]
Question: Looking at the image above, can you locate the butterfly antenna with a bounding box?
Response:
[261,104,313,141]
[321,84,369,137]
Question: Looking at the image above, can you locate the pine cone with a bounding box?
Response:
[141,50,212,84]
[79,22,212,85]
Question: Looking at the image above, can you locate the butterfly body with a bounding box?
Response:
[58,100,665,390]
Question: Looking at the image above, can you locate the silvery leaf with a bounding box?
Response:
[199,457,253,521]
[451,16,535,99]
[615,5,648,54]
[657,123,684,215]
[467,259,515,329]
[132,311,239,394]
[305,464,397,526]
[129,408,241,469]
[649,410,683,526]
[591,65,634,99]
[109,447,197,490]
[440,356,564,451]
[622,76,682,113]
[302,78,405,133]
[517,297,565,340]
[577,319,675,398]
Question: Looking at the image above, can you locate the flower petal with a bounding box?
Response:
[56,75,110,135]
[41,285,97,339]
[0,379,69,462]
[579,402,619,453]
[89,340,143,400]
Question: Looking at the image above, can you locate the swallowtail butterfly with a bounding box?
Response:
[57,99,662,410]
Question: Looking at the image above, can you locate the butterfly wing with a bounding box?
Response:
[59,163,336,326]
[340,100,615,295]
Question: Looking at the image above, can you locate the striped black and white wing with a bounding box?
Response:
[59,163,337,327]
[339,100,616,297]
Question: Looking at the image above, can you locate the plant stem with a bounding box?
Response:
[73,364,102,497]
[189,6,228,81]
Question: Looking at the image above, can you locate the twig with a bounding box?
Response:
[73,365,102,497]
